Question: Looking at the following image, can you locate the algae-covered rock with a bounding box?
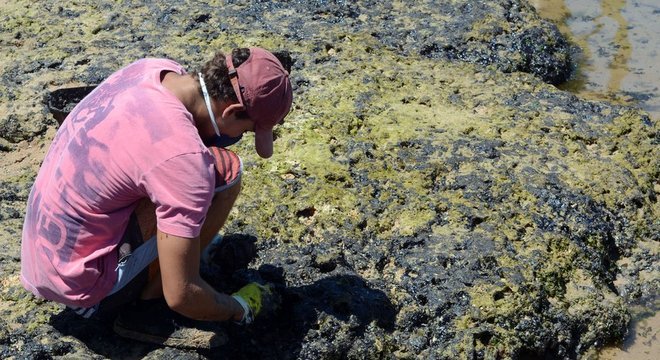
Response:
[0,0,657,359]
[0,0,573,144]
[211,0,575,84]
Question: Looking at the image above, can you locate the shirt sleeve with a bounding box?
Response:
[140,152,215,238]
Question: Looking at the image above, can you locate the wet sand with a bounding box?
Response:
[599,308,659,360]
[532,1,659,358]
[532,0,660,120]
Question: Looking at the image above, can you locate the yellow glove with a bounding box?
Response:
[231,282,272,324]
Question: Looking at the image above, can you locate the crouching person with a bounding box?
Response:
[20,47,293,348]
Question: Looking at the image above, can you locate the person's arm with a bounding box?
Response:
[156,229,244,321]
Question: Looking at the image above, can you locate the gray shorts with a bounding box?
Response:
[70,213,157,318]
[109,235,158,295]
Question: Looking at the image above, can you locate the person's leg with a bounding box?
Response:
[139,146,243,300]
[201,179,242,249]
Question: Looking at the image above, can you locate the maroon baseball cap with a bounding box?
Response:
[226,47,293,158]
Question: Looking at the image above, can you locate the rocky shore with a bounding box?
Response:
[0,1,657,359]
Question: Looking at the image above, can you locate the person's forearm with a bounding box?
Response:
[172,277,244,322]
[156,230,245,322]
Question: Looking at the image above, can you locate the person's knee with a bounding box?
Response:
[214,177,241,202]
[208,146,242,194]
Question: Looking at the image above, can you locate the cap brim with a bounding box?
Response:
[255,129,274,158]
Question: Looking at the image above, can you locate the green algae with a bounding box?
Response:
[0,275,61,334]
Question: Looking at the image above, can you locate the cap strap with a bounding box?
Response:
[225,55,245,108]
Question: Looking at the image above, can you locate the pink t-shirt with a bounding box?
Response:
[21,59,216,307]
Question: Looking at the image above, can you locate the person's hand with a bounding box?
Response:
[231,282,278,324]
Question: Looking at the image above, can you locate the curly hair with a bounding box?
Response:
[197,48,293,110]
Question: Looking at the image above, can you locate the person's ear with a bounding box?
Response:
[221,103,245,120]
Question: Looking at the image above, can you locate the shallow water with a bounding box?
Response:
[532,1,659,358]
[532,0,659,120]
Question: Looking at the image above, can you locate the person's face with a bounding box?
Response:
[218,112,255,138]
